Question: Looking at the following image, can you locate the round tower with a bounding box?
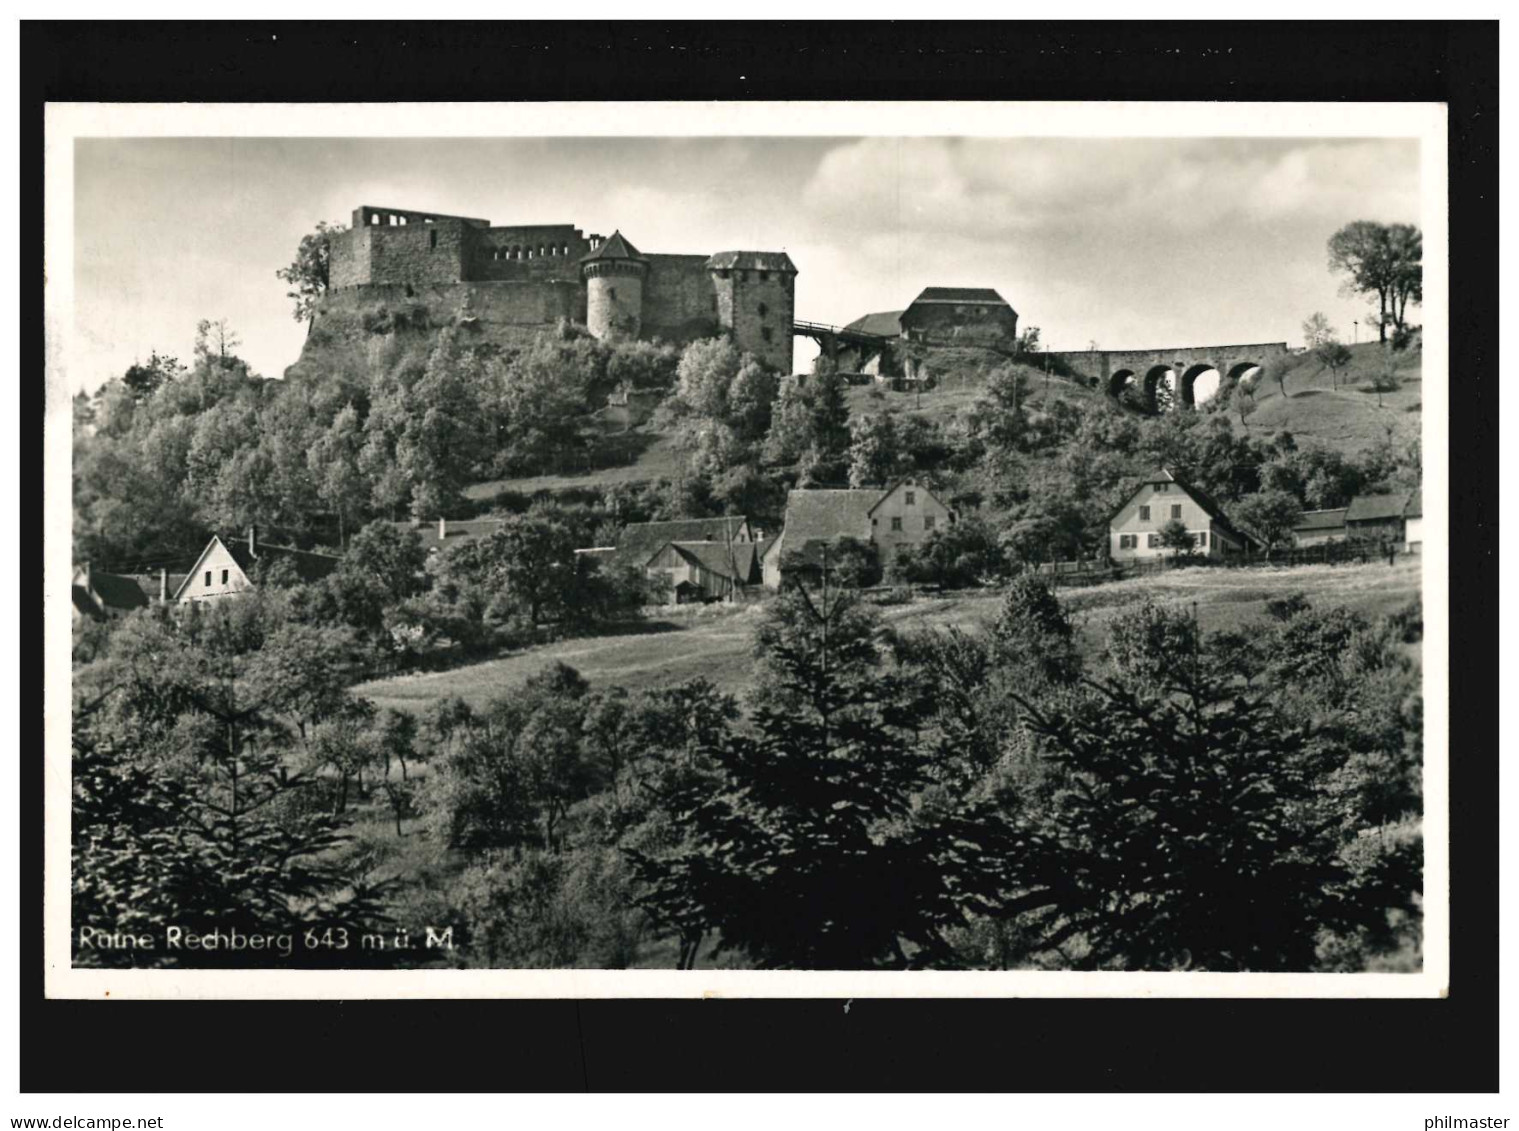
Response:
[580,230,648,341]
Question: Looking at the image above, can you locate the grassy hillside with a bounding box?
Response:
[1230,340,1423,453]
[353,558,1421,710]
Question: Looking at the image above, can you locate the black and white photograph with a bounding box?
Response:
[45,99,1449,999]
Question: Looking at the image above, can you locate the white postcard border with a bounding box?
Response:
[43,99,1450,1000]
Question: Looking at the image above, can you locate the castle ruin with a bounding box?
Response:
[328,205,797,373]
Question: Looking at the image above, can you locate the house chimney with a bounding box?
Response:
[247,524,258,557]
[438,517,447,541]
[159,567,168,603]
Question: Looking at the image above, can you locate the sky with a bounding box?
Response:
[69,135,1421,392]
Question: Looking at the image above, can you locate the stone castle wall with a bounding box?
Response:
[900,303,1019,344]
[468,225,591,282]
[642,254,721,344]
[321,280,584,328]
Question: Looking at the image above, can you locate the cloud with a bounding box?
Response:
[801,137,1420,239]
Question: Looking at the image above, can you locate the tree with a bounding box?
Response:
[193,318,243,369]
[307,403,370,547]
[1368,363,1401,408]
[1231,379,1258,430]
[325,519,429,639]
[1234,489,1302,559]
[74,602,388,967]
[672,337,743,422]
[847,410,914,488]
[989,574,1082,689]
[1301,312,1335,349]
[1016,325,1042,355]
[420,664,596,852]
[1001,665,1357,971]
[1156,517,1196,562]
[1314,340,1354,390]
[628,587,994,968]
[121,351,186,402]
[890,516,1009,589]
[778,536,881,591]
[276,221,343,328]
[1265,357,1292,400]
[1328,221,1423,343]
[438,511,579,627]
[1104,600,1202,692]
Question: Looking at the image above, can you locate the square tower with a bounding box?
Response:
[706,251,798,374]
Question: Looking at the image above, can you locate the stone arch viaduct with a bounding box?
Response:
[1049,342,1291,413]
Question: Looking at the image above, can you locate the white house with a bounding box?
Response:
[174,527,340,604]
[1108,468,1256,562]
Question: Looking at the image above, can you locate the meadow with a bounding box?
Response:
[354,557,1423,712]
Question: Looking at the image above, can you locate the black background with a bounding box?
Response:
[22,20,1498,1093]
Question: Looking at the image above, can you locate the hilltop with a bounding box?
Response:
[283,282,565,386]
[1235,340,1423,453]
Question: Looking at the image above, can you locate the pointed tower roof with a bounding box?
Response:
[580,230,647,264]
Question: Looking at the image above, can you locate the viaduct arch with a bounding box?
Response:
[1050,342,1290,414]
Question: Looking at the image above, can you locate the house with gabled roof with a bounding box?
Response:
[173,527,341,604]
[1345,490,1420,548]
[1108,468,1257,561]
[573,515,761,605]
[899,286,1019,346]
[763,478,955,589]
[644,540,764,603]
[1291,508,1349,547]
[611,515,756,568]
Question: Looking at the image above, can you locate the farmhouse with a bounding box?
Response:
[1108,468,1256,561]
[173,527,340,604]
[763,479,955,589]
[611,515,757,567]
[1291,508,1349,547]
[1344,490,1419,548]
[576,515,764,605]
[644,540,765,603]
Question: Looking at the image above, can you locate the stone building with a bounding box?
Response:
[830,287,1019,382]
[327,205,798,373]
[763,479,955,589]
